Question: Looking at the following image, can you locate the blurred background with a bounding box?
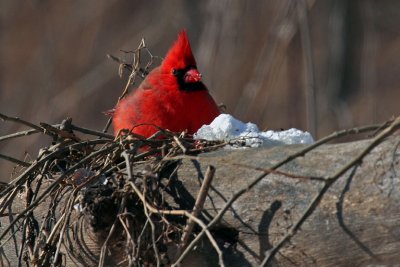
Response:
[0,0,399,181]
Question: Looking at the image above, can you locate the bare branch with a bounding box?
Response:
[0,154,30,167]
[180,165,216,251]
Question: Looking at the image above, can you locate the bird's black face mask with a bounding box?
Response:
[172,66,207,92]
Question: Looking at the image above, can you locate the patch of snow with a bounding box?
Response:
[194,114,314,148]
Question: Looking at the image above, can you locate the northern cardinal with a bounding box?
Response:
[112,31,221,137]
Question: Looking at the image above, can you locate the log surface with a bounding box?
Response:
[172,135,400,266]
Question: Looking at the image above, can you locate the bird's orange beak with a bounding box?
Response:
[184,68,202,83]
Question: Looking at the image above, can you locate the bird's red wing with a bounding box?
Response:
[113,88,155,137]
[113,87,180,137]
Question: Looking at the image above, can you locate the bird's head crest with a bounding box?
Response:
[162,30,197,72]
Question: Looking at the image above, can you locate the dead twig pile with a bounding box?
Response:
[0,113,226,266]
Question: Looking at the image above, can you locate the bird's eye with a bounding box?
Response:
[172,68,177,76]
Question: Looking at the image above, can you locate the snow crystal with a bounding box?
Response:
[194,114,314,148]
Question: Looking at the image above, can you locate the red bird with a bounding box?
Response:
[113,31,220,137]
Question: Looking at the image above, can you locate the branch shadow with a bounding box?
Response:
[258,200,282,258]
[190,160,258,235]
[160,160,195,212]
[335,166,379,261]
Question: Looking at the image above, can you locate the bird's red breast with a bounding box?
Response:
[112,31,221,137]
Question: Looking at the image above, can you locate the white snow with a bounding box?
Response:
[194,114,314,148]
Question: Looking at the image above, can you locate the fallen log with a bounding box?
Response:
[174,133,400,266]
